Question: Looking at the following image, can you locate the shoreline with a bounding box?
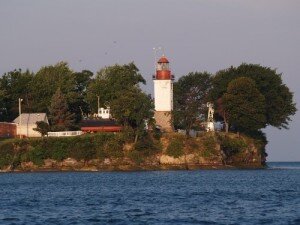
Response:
[0,133,266,173]
[1,163,266,173]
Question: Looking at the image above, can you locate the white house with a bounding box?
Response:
[13,113,49,137]
[97,107,111,119]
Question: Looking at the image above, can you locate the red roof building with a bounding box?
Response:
[80,119,122,133]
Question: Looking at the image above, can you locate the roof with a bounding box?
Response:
[80,119,120,127]
[157,56,169,63]
[0,122,16,125]
[13,113,48,125]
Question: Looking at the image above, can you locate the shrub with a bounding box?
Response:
[26,146,48,166]
[134,137,160,156]
[220,136,247,157]
[51,148,68,161]
[129,136,162,164]
[119,126,135,142]
[152,128,162,140]
[70,137,96,161]
[166,138,184,158]
[128,150,144,165]
[93,134,112,161]
[104,137,124,159]
[201,136,216,157]
[0,142,15,168]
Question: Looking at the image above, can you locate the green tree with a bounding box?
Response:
[30,62,76,113]
[29,62,91,123]
[68,70,93,122]
[49,88,75,131]
[173,72,212,135]
[33,121,50,137]
[0,88,7,120]
[110,87,154,142]
[0,69,34,121]
[222,77,266,132]
[211,64,296,129]
[86,62,145,113]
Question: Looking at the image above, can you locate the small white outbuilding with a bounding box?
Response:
[13,113,49,137]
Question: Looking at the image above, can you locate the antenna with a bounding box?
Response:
[161,46,165,56]
[104,101,109,108]
[153,46,162,72]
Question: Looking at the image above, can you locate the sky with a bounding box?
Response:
[0,0,299,161]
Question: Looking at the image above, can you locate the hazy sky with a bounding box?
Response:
[0,0,299,161]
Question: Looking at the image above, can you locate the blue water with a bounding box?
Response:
[0,162,299,225]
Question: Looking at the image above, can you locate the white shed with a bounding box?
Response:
[13,113,49,137]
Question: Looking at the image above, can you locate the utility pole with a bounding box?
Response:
[153,47,162,72]
[97,95,100,116]
[18,98,23,138]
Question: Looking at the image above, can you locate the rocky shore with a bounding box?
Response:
[0,132,266,173]
[1,153,264,173]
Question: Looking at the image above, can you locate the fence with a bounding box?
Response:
[47,131,83,137]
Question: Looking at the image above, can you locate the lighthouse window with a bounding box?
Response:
[161,63,169,70]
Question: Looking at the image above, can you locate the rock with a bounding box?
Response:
[62,158,79,167]
[0,165,12,172]
[160,155,185,165]
[43,159,57,168]
[104,158,111,165]
[185,154,199,164]
[21,161,38,170]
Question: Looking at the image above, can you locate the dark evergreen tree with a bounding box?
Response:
[49,88,75,131]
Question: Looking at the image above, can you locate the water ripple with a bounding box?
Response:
[0,162,299,225]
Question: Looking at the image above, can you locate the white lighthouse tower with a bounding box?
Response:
[153,55,174,132]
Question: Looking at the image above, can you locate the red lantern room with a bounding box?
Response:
[154,55,174,80]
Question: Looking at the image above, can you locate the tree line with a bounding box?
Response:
[0,61,297,140]
[174,64,296,138]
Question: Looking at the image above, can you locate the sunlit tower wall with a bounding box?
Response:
[153,55,174,132]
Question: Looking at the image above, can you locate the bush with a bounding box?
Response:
[201,136,216,157]
[166,138,184,158]
[104,135,124,159]
[0,133,127,167]
[152,128,162,140]
[0,142,14,168]
[129,136,162,164]
[119,126,135,142]
[70,136,96,161]
[51,148,68,161]
[26,146,48,166]
[220,136,247,157]
[135,137,160,156]
[128,150,144,165]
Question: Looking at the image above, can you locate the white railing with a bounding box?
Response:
[47,131,83,137]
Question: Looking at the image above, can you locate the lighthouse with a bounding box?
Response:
[153,55,174,132]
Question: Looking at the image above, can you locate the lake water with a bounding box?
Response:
[0,162,299,225]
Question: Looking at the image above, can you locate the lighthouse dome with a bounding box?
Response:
[157,56,169,64]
